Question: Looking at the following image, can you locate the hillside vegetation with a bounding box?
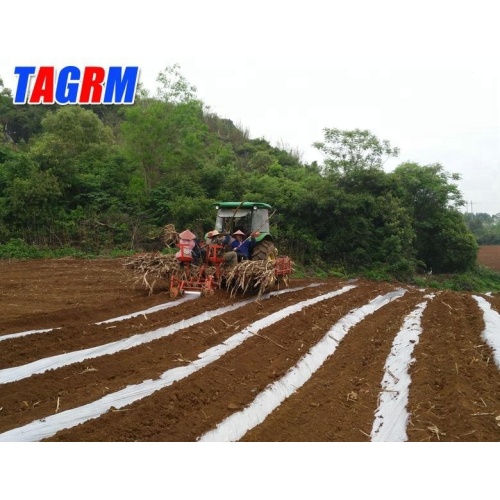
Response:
[0,66,488,284]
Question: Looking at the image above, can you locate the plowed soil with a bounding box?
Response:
[0,258,499,442]
[478,245,500,271]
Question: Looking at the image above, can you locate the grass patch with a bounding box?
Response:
[361,268,393,282]
[411,266,500,293]
[291,261,351,280]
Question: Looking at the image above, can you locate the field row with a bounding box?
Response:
[1,279,499,441]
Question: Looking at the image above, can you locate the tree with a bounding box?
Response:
[313,128,400,175]
[0,151,61,244]
[464,212,500,245]
[429,211,478,272]
[392,162,476,272]
[0,78,15,143]
[155,64,198,104]
[1,76,59,144]
[28,107,114,193]
[121,99,210,194]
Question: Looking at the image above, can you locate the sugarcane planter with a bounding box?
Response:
[124,202,293,298]
[169,245,293,299]
[169,242,225,298]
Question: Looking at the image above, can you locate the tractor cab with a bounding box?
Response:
[213,202,277,261]
[214,202,271,237]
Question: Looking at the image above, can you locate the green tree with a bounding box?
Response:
[464,212,500,245]
[28,106,114,199]
[0,78,15,143]
[313,128,400,175]
[392,162,476,272]
[0,151,61,244]
[121,99,210,194]
[155,64,198,104]
[1,76,59,145]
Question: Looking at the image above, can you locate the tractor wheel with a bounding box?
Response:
[252,240,277,261]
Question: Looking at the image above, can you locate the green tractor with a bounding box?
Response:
[213,201,278,261]
[166,201,292,297]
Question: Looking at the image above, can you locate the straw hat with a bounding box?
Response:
[232,230,245,236]
[208,229,220,237]
[179,229,196,240]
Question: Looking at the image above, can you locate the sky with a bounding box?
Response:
[1,0,499,214]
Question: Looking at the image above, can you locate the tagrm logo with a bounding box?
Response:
[13,66,140,105]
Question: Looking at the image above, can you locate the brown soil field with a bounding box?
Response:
[0,258,499,443]
[478,245,500,271]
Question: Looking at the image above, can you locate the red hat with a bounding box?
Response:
[179,229,196,240]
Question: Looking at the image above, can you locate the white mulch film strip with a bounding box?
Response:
[206,290,499,444]
[198,288,406,442]
[0,284,353,442]
[370,295,434,442]
[0,327,59,342]
[472,295,500,369]
[0,284,320,385]
[0,293,200,342]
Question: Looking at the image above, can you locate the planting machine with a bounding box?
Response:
[169,202,293,297]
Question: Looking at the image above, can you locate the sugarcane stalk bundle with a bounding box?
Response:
[122,253,183,294]
[223,260,277,299]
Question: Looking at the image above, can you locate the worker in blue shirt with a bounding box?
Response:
[231,230,255,261]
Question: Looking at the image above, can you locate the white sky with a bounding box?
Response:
[2,0,499,214]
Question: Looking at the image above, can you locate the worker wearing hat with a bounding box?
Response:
[204,229,238,266]
[231,229,255,261]
[205,229,220,245]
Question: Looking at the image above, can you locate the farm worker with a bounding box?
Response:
[206,229,233,247]
[175,229,196,260]
[199,229,222,262]
[231,230,255,261]
[205,229,238,266]
[205,229,220,245]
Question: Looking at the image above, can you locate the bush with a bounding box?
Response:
[411,266,500,293]
[0,239,44,259]
[0,239,87,259]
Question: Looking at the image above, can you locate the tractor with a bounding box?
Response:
[168,201,292,297]
[213,201,277,261]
